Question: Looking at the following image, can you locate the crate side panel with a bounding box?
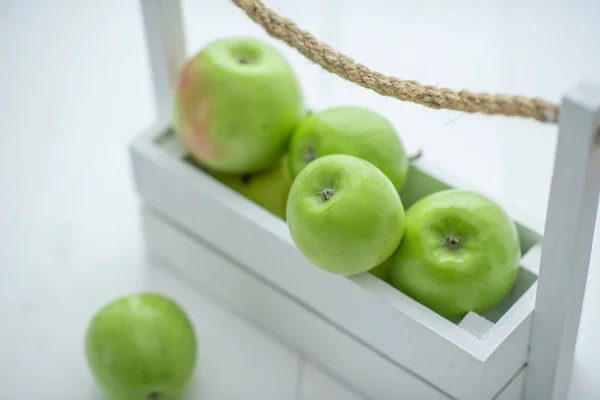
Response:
[480,244,540,398]
[480,284,535,398]
[493,367,525,400]
[141,208,452,400]
[352,272,495,351]
[130,146,488,400]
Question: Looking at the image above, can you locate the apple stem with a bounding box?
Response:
[236,55,253,64]
[241,174,252,185]
[444,235,461,250]
[147,391,162,400]
[408,149,424,163]
[319,188,335,201]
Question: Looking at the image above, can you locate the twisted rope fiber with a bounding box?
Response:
[232,0,559,124]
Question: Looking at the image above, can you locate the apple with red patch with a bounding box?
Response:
[173,37,305,175]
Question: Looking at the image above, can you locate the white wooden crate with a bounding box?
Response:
[132,1,600,399]
[131,121,545,400]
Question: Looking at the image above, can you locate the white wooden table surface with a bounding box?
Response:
[1,1,599,399]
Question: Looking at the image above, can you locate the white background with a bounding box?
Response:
[1,0,599,399]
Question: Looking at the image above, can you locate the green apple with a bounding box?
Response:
[388,189,521,322]
[173,37,305,175]
[85,293,197,400]
[287,106,410,192]
[286,154,405,275]
[209,155,292,220]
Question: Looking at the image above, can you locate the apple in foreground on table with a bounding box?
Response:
[388,189,521,322]
[286,154,405,275]
[287,106,410,192]
[209,155,292,220]
[85,293,197,400]
[173,37,305,175]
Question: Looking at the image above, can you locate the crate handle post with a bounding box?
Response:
[140,0,186,122]
[524,82,600,400]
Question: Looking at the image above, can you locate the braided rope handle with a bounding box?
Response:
[232,0,560,124]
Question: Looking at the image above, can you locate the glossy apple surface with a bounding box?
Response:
[389,189,521,322]
[286,154,405,275]
[173,37,305,175]
[85,293,197,400]
[287,106,409,192]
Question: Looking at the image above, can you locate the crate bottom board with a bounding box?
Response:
[140,205,527,400]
